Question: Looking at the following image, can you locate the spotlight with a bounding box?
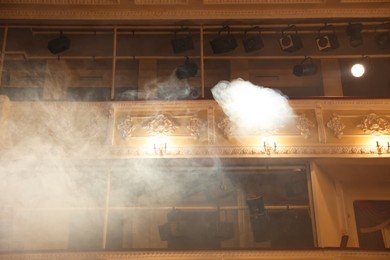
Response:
[246,196,270,242]
[242,26,264,53]
[175,57,198,80]
[293,57,318,77]
[316,24,339,51]
[346,23,363,47]
[278,25,303,53]
[351,56,369,78]
[171,28,194,53]
[375,23,390,49]
[210,26,237,54]
[48,31,70,54]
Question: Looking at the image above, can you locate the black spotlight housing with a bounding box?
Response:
[175,57,198,80]
[242,26,264,53]
[48,31,70,54]
[293,57,318,77]
[316,24,339,51]
[246,196,270,242]
[171,28,194,53]
[346,23,363,47]
[278,25,303,53]
[375,23,390,49]
[210,26,237,54]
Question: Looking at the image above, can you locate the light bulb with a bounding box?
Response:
[351,63,365,77]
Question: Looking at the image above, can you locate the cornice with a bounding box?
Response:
[0,7,389,20]
[1,249,389,259]
[204,0,325,4]
[0,0,120,4]
[134,0,188,4]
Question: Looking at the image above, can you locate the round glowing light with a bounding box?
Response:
[351,63,365,77]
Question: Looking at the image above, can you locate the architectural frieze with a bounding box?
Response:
[0,7,389,21]
[1,249,389,259]
[1,98,390,158]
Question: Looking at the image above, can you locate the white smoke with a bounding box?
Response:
[211,78,295,136]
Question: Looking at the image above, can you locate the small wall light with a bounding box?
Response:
[278,25,303,53]
[316,24,339,51]
[376,139,389,154]
[293,57,318,77]
[263,141,277,155]
[154,142,167,156]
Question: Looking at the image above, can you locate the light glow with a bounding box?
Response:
[351,63,365,78]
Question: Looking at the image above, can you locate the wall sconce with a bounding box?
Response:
[316,24,339,51]
[154,141,167,156]
[278,25,303,52]
[264,141,277,155]
[376,140,389,154]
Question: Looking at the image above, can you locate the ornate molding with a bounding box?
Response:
[341,0,389,2]
[357,113,390,136]
[327,113,346,139]
[117,115,136,140]
[0,7,389,20]
[1,250,389,259]
[217,117,235,139]
[187,115,205,140]
[135,0,188,4]
[296,114,315,139]
[142,113,178,136]
[110,144,382,158]
[0,0,120,4]
[204,0,324,4]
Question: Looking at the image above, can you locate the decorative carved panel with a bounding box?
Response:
[326,113,346,139]
[296,114,316,139]
[142,113,178,136]
[357,113,390,136]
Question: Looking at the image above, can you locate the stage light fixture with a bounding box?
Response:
[351,56,369,78]
[375,23,390,49]
[210,26,238,54]
[171,28,194,53]
[316,24,339,51]
[278,25,303,53]
[175,57,198,80]
[246,196,270,242]
[242,26,264,53]
[346,23,363,47]
[48,31,70,54]
[293,57,318,77]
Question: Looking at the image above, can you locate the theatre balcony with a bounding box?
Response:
[0,1,390,259]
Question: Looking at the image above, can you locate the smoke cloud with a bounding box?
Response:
[211,78,295,136]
